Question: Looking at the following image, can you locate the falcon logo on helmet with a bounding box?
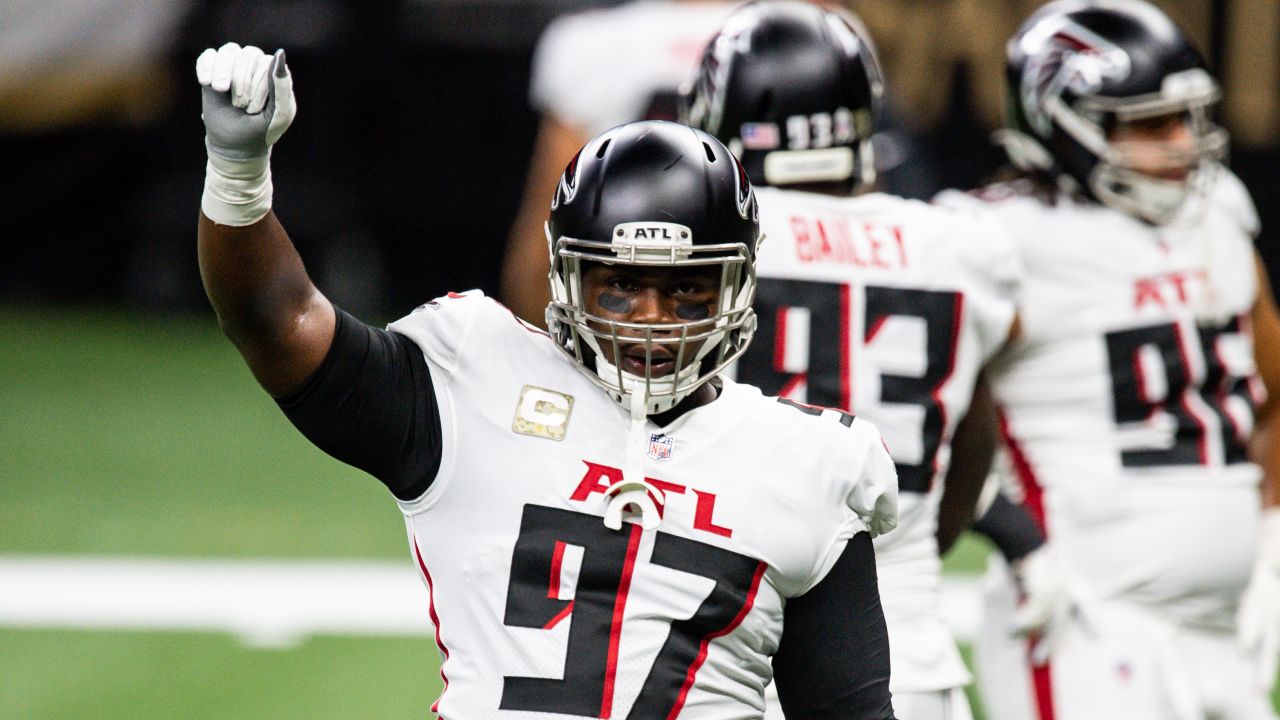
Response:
[550,149,583,211]
[1019,19,1131,137]
[732,154,756,221]
[685,11,754,139]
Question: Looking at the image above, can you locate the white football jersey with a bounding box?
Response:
[386,291,897,719]
[742,187,1022,691]
[529,0,736,136]
[939,167,1267,628]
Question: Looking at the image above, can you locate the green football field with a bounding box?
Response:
[1,307,1273,719]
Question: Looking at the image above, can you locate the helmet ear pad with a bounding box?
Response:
[545,120,762,414]
[1001,0,1226,222]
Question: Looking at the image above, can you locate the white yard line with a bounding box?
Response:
[0,556,984,647]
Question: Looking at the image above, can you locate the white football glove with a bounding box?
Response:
[196,42,296,226]
[1238,508,1280,692]
[1011,543,1096,665]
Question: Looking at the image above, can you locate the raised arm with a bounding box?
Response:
[195,43,445,502]
[196,43,334,398]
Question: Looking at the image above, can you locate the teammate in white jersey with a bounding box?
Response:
[685,3,1024,718]
[938,2,1280,719]
[501,0,738,326]
[193,41,903,718]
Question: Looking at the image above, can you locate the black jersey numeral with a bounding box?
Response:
[627,532,765,718]
[740,278,962,493]
[775,396,856,426]
[863,286,962,493]
[1104,317,1258,468]
[500,505,765,719]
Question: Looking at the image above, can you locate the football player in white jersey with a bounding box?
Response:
[194,42,903,718]
[685,3,1024,718]
[938,2,1280,719]
[501,0,739,326]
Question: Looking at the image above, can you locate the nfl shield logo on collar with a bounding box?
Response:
[647,433,674,461]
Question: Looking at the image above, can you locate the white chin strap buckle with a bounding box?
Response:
[603,390,663,531]
[602,479,662,531]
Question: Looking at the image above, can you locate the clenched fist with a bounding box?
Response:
[196,43,296,226]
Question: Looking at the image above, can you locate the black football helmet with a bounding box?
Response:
[546,120,761,414]
[1001,0,1227,223]
[682,0,883,190]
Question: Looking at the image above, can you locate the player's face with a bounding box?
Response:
[1108,111,1198,181]
[581,263,721,378]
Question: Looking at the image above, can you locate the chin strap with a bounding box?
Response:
[602,391,663,531]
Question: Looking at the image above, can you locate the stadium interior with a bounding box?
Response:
[3,1,1278,717]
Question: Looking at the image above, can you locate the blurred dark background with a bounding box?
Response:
[3,0,1277,323]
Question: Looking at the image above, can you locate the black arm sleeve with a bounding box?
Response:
[276,306,442,500]
[971,493,1046,563]
[773,532,896,720]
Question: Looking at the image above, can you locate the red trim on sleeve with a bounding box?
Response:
[992,414,1056,719]
[995,407,1046,532]
[413,538,452,715]
[1030,659,1057,720]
